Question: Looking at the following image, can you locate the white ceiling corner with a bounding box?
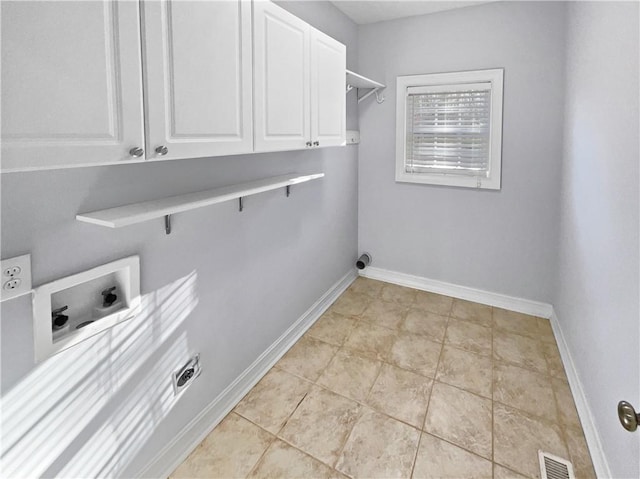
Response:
[330,1,496,25]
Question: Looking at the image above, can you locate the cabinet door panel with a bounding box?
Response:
[1,0,145,171]
[253,0,310,152]
[311,29,346,148]
[142,0,253,161]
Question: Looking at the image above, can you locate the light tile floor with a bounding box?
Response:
[171,278,596,479]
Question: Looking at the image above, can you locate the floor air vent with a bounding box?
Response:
[539,451,575,479]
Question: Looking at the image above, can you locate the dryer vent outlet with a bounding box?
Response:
[173,354,201,396]
[356,253,371,270]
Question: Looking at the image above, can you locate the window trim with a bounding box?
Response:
[395,69,504,190]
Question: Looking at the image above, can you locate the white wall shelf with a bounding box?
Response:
[346,69,386,104]
[76,173,324,234]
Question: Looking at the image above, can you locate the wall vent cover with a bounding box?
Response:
[539,451,575,479]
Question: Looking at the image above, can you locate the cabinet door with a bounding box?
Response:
[142,0,253,161]
[311,29,346,148]
[0,1,145,171]
[253,1,310,152]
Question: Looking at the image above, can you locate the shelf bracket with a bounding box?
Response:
[286,185,291,197]
[164,214,172,235]
[358,87,385,104]
[239,197,244,212]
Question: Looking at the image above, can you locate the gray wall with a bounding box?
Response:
[357,1,566,302]
[555,2,639,477]
[0,2,358,477]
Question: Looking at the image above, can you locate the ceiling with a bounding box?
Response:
[330,1,494,25]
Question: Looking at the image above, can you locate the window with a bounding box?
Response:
[395,69,504,190]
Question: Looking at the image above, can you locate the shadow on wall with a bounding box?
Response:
[1,271,199,477]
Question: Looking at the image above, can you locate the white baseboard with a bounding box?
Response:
[550,310,611,478]
[137,269,358,478]
[359,267,553,318]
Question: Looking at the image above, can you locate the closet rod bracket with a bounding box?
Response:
[239,197,244,212]
[286,185,291,197]
[164,214,172,235]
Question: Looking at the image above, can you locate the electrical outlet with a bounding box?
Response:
[173,354,201,396]
[346,130,360,145]
[1,254,32,302]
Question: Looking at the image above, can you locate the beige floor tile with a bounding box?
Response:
[175,285,599,479]
[347,277,384,298]
[307,310,358,347]
[551,378,582,430]
[413,290,453,316]
[564,426,597,479]
[276,335,338,381]
[336,408,420,479]
[444,317,492,356]
[361,299,407,330]
[235,369,312,434]
[436,346,492,398]
[451,299,492,327]
[493,329,547,373]
[171,413,273,479]
[493,464,531,479]
[279,386,361,467]
[380,283,417,305]
[317,349,382,402]
[342,320,396,361]
[248,439,341,479]
[424,382,492,459]
[536,317,556,343]
[494,363,558,422]
[331,291,370,317]
[493,308,540,339]
[366,363,432,428]
[412,433,492,479]
[388,332,442,378]
[402,308,448,342]
[541,341,567,379]
[494,403,568,479]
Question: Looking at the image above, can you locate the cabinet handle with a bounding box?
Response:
[313,141,320,147]
[155,145,169,156]
[129,147,144,158]
[306,141,312,147]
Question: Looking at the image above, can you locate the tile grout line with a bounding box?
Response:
[331,288,392,477]
[411,307,452,478]
[408,424,424,479]
[241,423,279,479]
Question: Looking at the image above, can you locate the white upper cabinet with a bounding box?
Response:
[253,1,345,152]
[311,29,346,148]
[1,0,345,172]
[1,1,145,171]
[141,0,253,161]
[253,1,310,152]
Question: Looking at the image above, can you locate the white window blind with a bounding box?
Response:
[396,69,503,189]
[405,83,492,176]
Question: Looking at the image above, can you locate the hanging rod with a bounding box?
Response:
[76,173,325,234]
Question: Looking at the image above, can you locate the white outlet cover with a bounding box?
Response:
[1,254,32,302]
[346,130,360,145]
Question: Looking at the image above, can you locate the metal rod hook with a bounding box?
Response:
[286,185,291,197]
[165,214,172,235]
[239,197,244,212]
